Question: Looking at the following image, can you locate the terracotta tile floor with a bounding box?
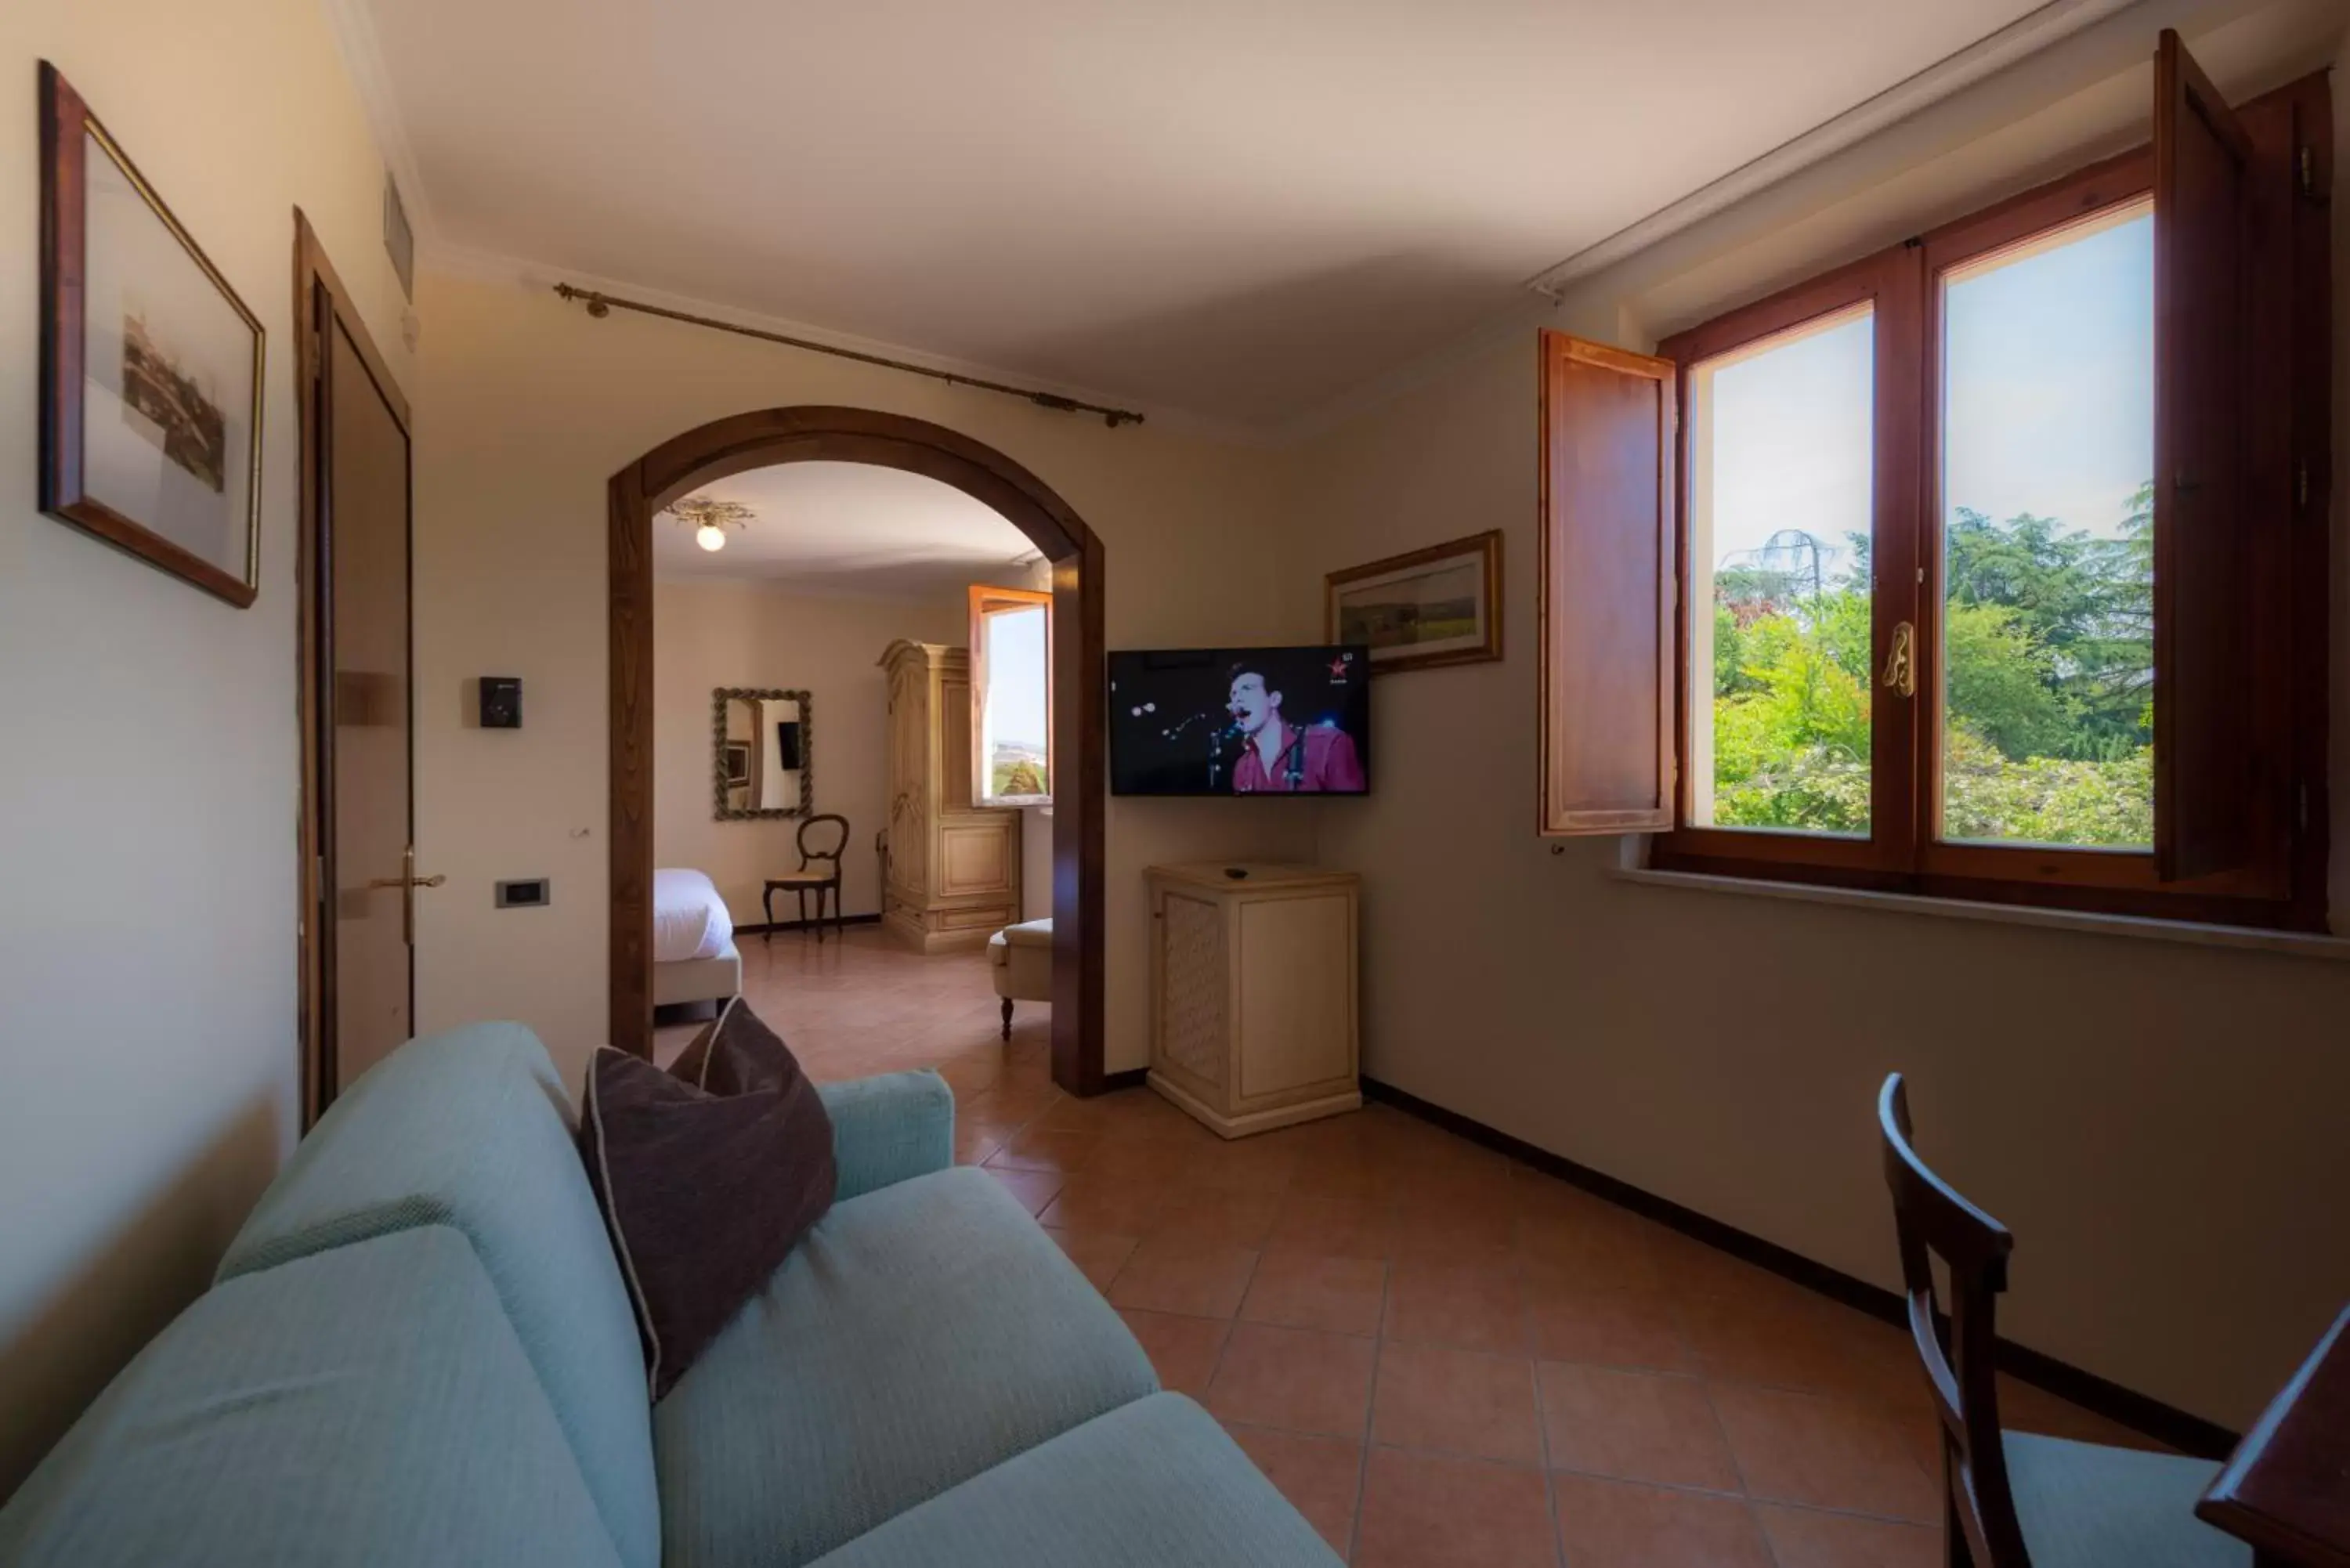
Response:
[668,927,2159,1565]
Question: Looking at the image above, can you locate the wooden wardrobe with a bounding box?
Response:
[878,640,1021,953]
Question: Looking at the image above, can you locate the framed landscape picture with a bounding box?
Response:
[1325,529,1502,674]
[39,63,265,608]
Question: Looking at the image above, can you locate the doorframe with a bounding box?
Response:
[606,407,1109,1094]
[294,209,414,1129]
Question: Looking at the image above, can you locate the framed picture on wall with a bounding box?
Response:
[1325,529,1502,674]
[38,62,266,609]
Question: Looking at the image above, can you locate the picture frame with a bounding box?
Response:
[1325,529,1502,674]
[39,62,266,609]
[712,688,814,820]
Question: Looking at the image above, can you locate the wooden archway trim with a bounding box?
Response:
[608,406,1108,1095]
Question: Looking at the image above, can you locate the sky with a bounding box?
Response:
[1702,205,2154,580]
[1944,208,2152,539]
[985,602,1049,750]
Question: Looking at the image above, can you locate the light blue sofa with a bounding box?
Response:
[0,1024,1338,1568]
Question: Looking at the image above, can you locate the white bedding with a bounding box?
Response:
[653,868,735,963]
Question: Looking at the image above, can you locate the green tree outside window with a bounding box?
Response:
[1711,482,2153,846]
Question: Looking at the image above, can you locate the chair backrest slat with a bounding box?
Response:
[1878,1074,2033,1568]
[797,813,849,869]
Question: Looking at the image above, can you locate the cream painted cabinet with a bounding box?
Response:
[880,640,1021,953]
[1146,863,1361,1138]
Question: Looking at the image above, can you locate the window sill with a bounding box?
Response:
[1604,858,2350,963]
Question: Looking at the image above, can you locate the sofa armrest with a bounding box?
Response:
[818,1071,956,1200]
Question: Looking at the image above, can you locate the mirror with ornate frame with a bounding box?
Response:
[713,687,812,819]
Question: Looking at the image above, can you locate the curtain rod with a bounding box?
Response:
[551,284,1146,428]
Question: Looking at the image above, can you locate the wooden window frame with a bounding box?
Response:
[1657,246,1923,881]
[1647,67,2330,932]
[969,583,1054,808]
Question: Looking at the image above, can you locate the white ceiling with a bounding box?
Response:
[362,0,2058,428]
[653,461,1038,597]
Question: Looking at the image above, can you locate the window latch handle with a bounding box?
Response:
[1881,621,1917,698]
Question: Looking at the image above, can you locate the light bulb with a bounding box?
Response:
[696,524,727,552]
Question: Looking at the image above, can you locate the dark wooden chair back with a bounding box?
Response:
[797,813,849,873]
[1879,1073,2030,1568]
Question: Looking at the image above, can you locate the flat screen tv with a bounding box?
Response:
[1108,645,1370,797]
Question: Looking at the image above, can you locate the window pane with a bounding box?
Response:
[1939,204,2153,848]
[980,602,1049,799]
[1687,307,1875,835]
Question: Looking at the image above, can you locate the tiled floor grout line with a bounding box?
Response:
[1192,1403,1936,1527]
[1517,1245,1573,1568]
[1221,1241,1264,1376]
[1354,1436,1587,1471]
[1647,1288,1787,1566]
[1190,1186,1256,1400]
[1347,1261,1391,1565]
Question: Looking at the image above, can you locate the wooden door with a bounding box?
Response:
[298,219,420,1123]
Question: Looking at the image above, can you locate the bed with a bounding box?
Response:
[652,867,741,1010]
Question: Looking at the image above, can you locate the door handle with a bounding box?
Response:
[1880,620,1917,699]
[366,847,443,945]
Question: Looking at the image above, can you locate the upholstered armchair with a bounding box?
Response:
[986,918,1051,1039]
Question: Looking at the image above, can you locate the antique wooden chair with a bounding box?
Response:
[761,814,850,942]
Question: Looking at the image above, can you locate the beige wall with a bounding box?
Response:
[0,0,411,1497]
[654,580,964,925]
[1278,9,2350,1429]
[414,268,1314,1089]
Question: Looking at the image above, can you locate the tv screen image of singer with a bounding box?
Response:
[1108,645,1371,796]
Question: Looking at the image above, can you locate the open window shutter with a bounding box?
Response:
[2152,28,2258,882]
[1538,331,1676,835]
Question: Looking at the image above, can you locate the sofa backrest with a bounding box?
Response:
[215,1023,658,1568]
[0,1225,624,1568]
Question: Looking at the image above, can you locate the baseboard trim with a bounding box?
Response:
[1099,1067,1148,1092]
[1359,1076,2239,1460]
[739,912,883,936]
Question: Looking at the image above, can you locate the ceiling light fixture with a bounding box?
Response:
[667,497,755,554]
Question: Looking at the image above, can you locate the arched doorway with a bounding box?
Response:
[606,406,1107,1093]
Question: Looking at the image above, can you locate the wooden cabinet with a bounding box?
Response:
[880,640,1021,953]
[1146,863,1360,1138]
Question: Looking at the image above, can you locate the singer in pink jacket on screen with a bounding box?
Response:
[1225,662,1365,793]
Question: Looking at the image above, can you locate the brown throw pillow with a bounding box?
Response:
[580,998,837,1398]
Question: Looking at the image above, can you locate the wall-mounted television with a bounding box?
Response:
[1109,645,1370,796]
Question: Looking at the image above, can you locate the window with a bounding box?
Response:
[1538,34,2330,930]
[1937,201,2154,850]
[1687,302,1877,837]
[971,584,1052,807]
